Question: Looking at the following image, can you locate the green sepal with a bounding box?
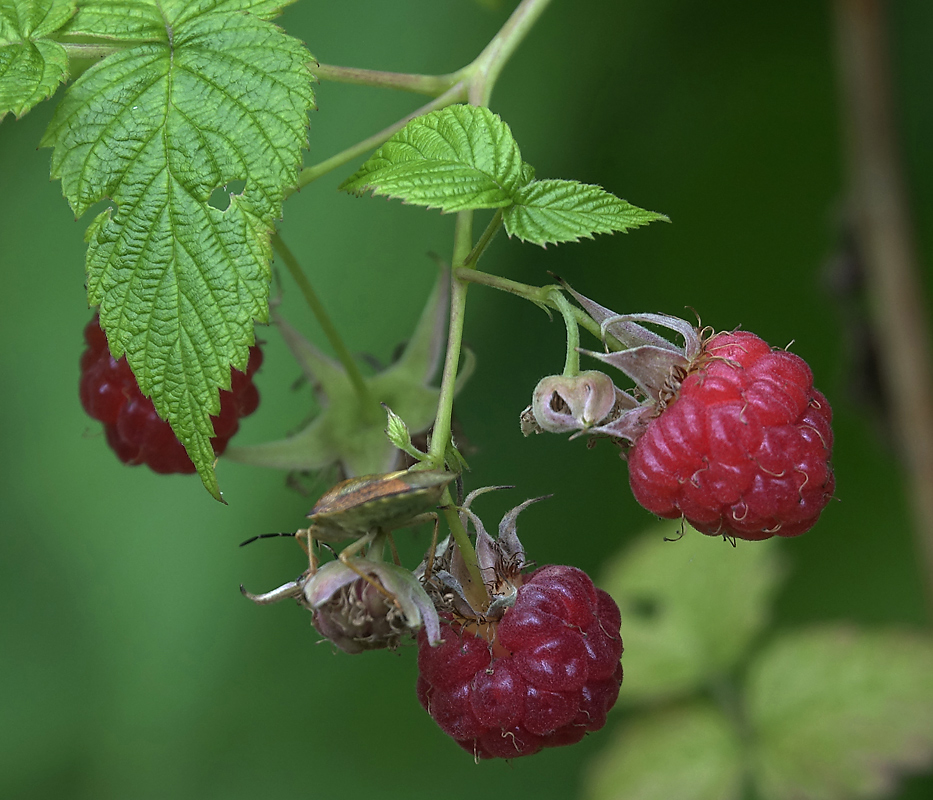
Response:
[0,0,74,120]
[225,267,463,478]
[444,437,469,473]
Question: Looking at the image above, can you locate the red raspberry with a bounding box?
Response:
[79,315,262,474]
[416,565,623,759]
[627,330,834,540]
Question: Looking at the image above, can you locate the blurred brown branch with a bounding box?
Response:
[833,0,933,619]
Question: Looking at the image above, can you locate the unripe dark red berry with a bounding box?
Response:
[417,564,623,759]
[79,315,262,474]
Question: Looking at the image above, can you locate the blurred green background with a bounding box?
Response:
[2,0,932,797]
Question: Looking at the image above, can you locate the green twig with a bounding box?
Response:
[454,267,605,342]
[311,63,456,95]
[552,290,582,376]
[463,209,505,268]
[465,0,555,106]
[290,82,468,193]
[429,213,473,468]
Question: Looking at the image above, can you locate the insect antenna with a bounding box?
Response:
[239,532,297,547]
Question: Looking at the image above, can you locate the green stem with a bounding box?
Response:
[442,497,489,611]
[290,82,468,193]
[454,267,605,342]
[311,63,456,96]
[463,209,505,268]
[429,213,473,467]
[464,0,555,105]
[552,290,582,376]
[271,233,378,418]
[426,213,489,607]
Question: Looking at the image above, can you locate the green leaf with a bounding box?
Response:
[41,0,314,498]
[601,522,785,705]
[504,179,669,246]
[583,703,744,800]
[60,1,167,40]
[0,0,74,120]
[341,104,667,245]
[339,104,527,212]
[747,626,933,800]
[383,404,424,462]
[62,0,295,38]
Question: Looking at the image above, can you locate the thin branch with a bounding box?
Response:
[833,0,933,620]
[310,63,455,96]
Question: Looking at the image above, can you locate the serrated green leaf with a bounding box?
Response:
[61,0,293,40]
[503,179,669,246]
[747,626,933,800]
[60,1,166,40]
[41,0,314,497]
[0,0,74,120]
[339,104,527,212]
[583,703,744,800]
[601,522,785,705]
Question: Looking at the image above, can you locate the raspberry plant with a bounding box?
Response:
[15,0,926,783]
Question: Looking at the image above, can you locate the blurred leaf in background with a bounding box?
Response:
[586,526,933,800]
[2,0,932,798]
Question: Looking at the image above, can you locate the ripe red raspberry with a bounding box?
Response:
[416,565,623,759]
[79,315,262,474]
[627,330,834,540]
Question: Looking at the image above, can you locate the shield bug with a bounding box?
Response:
[305,469,457,542]
[240,469,457,610]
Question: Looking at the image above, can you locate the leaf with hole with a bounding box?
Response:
[40,0,314,498]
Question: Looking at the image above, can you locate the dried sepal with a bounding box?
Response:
[304,558,442,653]
[242,556,441,653]
[420,493,542,623]
[580,346,689,404]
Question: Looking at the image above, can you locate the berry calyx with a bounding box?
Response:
[626,330,834,539]
[417,565,623,759]
[79,315,262,474]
